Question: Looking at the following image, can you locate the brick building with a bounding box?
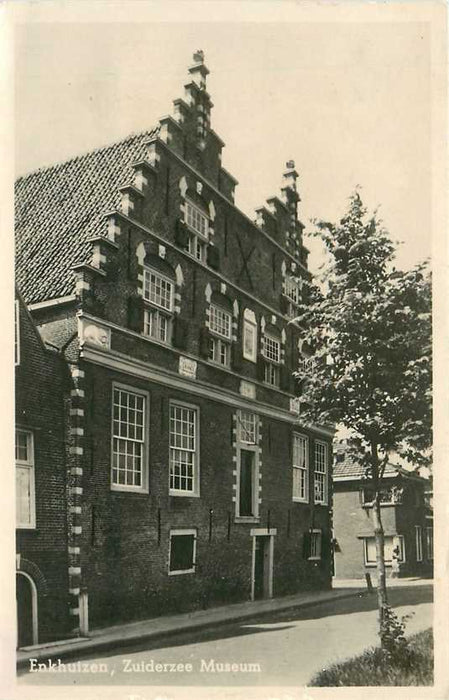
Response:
[15,291,71,645]
[333,453,433,580]
[15,51,334,639]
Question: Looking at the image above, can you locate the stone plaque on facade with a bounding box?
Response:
[179,356,197,379]
[240,380,256,399]
[290,397,301,415]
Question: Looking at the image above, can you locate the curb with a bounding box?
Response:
[17,589,366,671]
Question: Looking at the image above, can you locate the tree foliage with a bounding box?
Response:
[296,191,432,644]
[297,191,432,470]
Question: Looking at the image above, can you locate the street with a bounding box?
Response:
[18,585,433,687]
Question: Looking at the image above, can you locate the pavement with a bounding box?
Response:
[17,577,432,671]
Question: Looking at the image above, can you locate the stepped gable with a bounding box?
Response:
[15,128,159,305]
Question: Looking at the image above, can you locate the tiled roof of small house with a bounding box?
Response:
[15,128,159,304]
[333,456,401,481]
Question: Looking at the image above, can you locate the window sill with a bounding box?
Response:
[308,556,321,562]
[208,359,231,370]
[293,497,309,504]
[169,491,200,498]
[111,485,149,495]
[16,526,37,532]
[168,568,195,576]
[234,516,260,524]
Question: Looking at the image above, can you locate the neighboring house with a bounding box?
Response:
[333,451,433,580]
[15,291,71,646]
[15,52,334,639]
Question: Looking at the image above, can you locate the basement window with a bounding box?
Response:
[169,529,197,575]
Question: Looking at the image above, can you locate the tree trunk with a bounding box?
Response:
[371,441,389,644]
[372,494,388,636]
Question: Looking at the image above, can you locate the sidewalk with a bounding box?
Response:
[17,586,366,670]
[333,576,433,588]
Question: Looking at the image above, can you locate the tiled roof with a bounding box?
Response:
[15,128,159,304]
[333,457,400,481]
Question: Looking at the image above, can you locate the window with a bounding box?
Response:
[364,535,405,565]
[264,335,281,363]
[285,276,301,305]
[293,433,309,502]
[309,530,322,560]
[169,529,197,575]
[16,429,35,528]
[264,363,279,387]
[426,527,433,560]
[263,333,281,387]
[415,525,423,562]
[142,269,174,344]
[314,441,328,505]
[185,201,208,262]
[285,276,301,318]
[236,410,259,519]
[243,310,257,362]
[237,410,257,444]
[297,354,314,376]
[362,486,403,506]
[208,304,232,367]
[169,403,199,496]
[15,300,20,366]
[111,385,148,492]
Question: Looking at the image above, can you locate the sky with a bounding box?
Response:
[14,16,432,274]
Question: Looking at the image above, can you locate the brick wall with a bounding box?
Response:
[79,362,331,627]
[333,479,433,580]
[15,297,71,642]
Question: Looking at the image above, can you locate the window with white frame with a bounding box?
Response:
[142,268,174,344]
[208,304,232,367]
[237,410,257,444]
[309,529,322,560]
[362,486,403,506]
[314,441,328,505]
[364,535,405,565]
[263,333,281,387]
[16,429,35,529]
[285,275,301,305]
[243,309,257,362]
[297,354,314,377]
[111,386,148,491]
[293,433,309,502]
[185,201,208,262]
[15,300,20,366]
[415,525,423,562]
[169,529,197,575]
[426,527,433,560]
[169,403,199,495]
[236,410,259,519]
[264,334,281,363]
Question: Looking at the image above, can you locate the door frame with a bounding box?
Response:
[250,528,276,601]
[16,571,38,647]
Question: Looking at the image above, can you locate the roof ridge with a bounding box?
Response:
[15,126,160,183]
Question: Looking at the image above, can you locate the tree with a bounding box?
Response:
[295,192,432,641]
